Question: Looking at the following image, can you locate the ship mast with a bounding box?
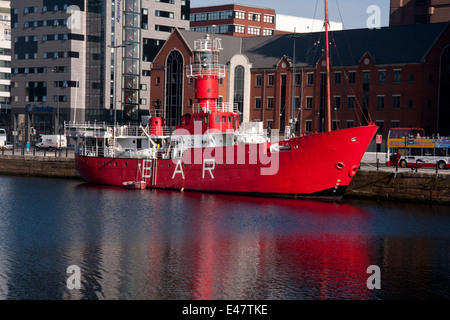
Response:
[324,0,332,132]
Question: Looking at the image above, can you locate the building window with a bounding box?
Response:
[267,120,273,129]
[378,70,386,83]
[392,95,401,109]
[391,120,400,128]
[295,73,301,86]
[305,120,312,133]
[375,121,384,134]
[334,96,341,109]
[332,120,340,131]
[348,71,356,84]
[255,97,261,109]
[267,97,274,109]
[235,11,245,19]
[248,26,260,35]
[155,10,174,19]
[363,71,370,84]
[234,65,245,121]
[334,71,341,84]
[263,28,274,36]
[393,69,401,83]
[347,120,354,128]
[264,15,274,23]
[408,99,413,109]
[256,74,262,87]
[234,25,245,33]
[348,96,355,109]
[306,96,313,109]
[377,95,385,109]
[248,13,261,21]
[165,50,184,126]
[268,74,274,86]
[307,73,314,85]
[295,97,300,109]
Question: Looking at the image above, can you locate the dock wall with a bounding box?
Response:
[0,155,449,204]
[346,170,450,204]
[0,155,80,179]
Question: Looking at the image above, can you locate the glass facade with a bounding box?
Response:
[86,0,106,122]
[122,0,141,122]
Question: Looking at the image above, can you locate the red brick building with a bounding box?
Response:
[190,4,276,37]
[149,22,450,148]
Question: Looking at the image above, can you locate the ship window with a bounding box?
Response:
[228,116,231,123]
[222,116,226,123]
[215,116,220,123]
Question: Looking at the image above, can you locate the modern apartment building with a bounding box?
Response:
[10,0,190,140]
[0,0,10,128]
[390,0,450,26]
[190,4,342,37]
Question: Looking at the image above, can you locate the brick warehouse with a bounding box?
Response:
[149,22,450,148]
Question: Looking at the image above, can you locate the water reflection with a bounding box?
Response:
[0,176,449,299]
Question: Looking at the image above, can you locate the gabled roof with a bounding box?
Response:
[176,22,449,69]
[241,22,449,68]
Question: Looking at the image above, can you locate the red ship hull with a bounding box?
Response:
[75,125,377,199]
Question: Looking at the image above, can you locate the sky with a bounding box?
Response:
[191,0,391,30]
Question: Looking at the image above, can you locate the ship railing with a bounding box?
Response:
[113,125,148,137]
[192,102,238,114]
[193,37,223,52]
[77,145,109,157]
[186,64,226,78]
[65,121,112,138]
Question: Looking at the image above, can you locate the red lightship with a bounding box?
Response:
[68,3,377,200]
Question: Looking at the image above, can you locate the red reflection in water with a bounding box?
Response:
[188,195,371,299]
[144,191,373,299]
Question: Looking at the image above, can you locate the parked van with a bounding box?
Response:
[35,135,67,150]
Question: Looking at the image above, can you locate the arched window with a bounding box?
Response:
[166,50,184,127]
[234,65,244,122]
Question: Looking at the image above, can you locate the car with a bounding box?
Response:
[0,142,13,150]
